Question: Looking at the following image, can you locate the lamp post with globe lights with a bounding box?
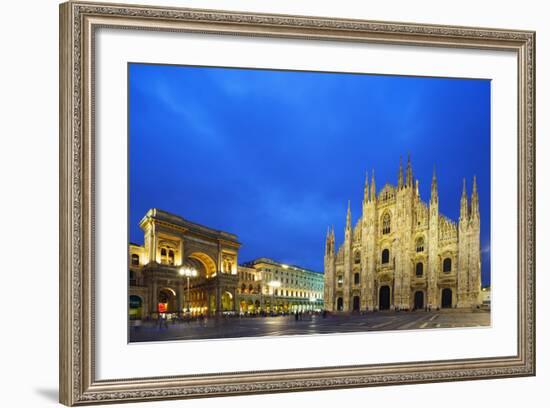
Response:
[179,266,198,315]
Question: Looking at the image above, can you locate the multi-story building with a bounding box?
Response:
[129,210,324,319]
[128,208,241,318]
[239,258,324,313]
[324,156,482,312]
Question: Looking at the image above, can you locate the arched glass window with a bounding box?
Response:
[354,272,360,285]
[382,213,391,234]
[381,249,390,264]
[443,258,452,273]
[160,248,167,264]
[416,237,424,252]
[354,251,361,264]
[415,262,424,276]
[131,254,139,266]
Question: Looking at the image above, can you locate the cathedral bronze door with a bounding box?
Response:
[379,286,390,310]
[414,291,424,310]
[352,296,360,312]
[441,288,453,308]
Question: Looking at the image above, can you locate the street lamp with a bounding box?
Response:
[267,280,281,314]
[179,266,198,314]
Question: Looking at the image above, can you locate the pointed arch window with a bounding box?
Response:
[443,258,452,273]
[381,249,390,264]
[415,262,424,277]
[382,213,391,234]
[416,237,425,252]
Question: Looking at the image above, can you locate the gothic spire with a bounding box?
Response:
[406,153,413,187]
[471,175,479,219]
[346,200,351,231]
[370,169,376,201]
[431,165,438,203]
[363,170,369,203]
[398,156,404,189]
[460,178,469,221]
[325,226,330,254]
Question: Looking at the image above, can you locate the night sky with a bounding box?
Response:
[129,63,491,286]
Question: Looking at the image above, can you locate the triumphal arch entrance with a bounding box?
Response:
[128,208,240,318]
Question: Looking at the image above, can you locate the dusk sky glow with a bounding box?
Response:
[129,63,491,286]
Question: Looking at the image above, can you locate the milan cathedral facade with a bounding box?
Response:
[323,156,482,312]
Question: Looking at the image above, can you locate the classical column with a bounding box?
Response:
[216,285,222,315]
[150,280,158,315]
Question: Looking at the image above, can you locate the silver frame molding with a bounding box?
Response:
[59,1,536,405]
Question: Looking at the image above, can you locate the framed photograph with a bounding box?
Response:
[59,1,536,405]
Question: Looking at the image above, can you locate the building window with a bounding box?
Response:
[131,254,139,266]
[129,270,136,286]
[382,213,391,234]
[443,258,452,273]
[354,251,361,264]
[415,262,424,277]
[416,237,424,252]
[381,249,390,264]
[160,248,167,264]
[337,275,343,287]
[168,250,175,265]
[354,273,360,285]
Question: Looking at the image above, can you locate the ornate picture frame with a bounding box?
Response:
[59,1,535,405]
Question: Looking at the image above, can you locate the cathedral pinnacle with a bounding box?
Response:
[406,153,413,187]
[398,156,404,189]
[364,170,369,203]
[471,175,479,219]
[370,169,376,201]
[431,165,438,203]
[346,200,351,230]
[460,178,469,221]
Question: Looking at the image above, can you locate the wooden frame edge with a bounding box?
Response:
[59,1,536,405]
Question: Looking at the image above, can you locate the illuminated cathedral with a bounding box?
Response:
[323,156,482,312]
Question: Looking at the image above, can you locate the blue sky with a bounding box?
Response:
[129,63,491,286]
